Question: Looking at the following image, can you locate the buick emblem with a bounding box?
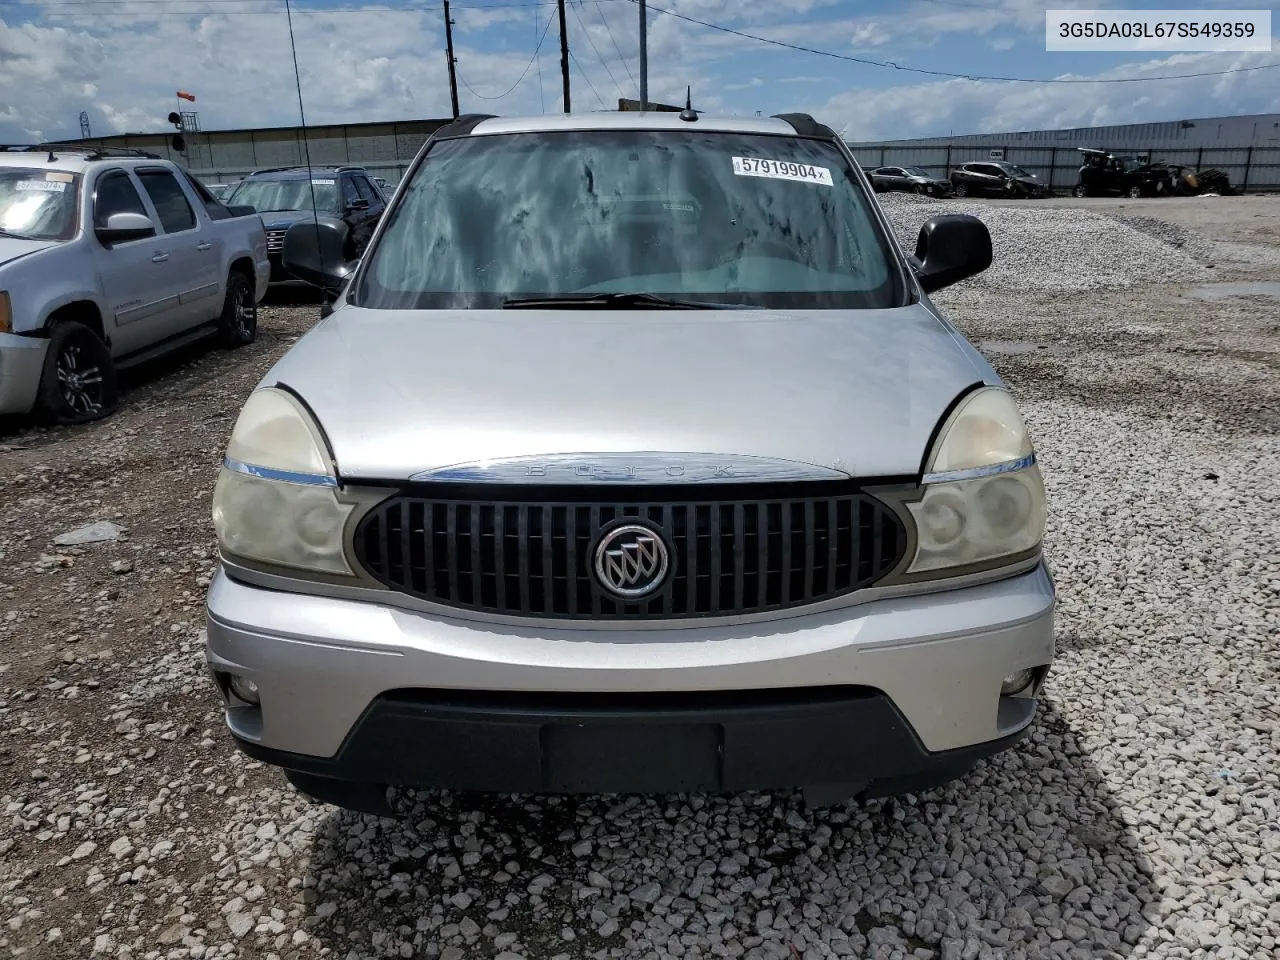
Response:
[594,524,669,599]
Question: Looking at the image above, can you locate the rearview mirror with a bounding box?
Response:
[909,214,992,293]
[282,219,357,297]
[96,211,156,245]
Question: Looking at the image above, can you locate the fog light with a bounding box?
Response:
[228,673,260,705]
[1001,669,1035,696]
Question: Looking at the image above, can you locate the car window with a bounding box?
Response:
[180,169,233,221]
[0,167,81,241]
[226,177,339,214]
[357,129,903,311]
[341,176,361,207]
[354,175,378,203]
[137,170,196,233]
[93,170,147,230]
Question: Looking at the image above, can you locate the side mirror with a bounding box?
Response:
[346,198,370,212]
[909,214,992,293]
[96,211,156,245]
[282,219,356,296]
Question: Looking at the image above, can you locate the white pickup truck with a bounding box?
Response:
[0,146,270,424]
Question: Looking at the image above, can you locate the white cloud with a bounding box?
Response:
[818,50,1280,141]
[0,0,1276,146]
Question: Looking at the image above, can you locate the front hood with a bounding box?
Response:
[0,236,57,267]
[1015,177,1045,189]
[266,306,993,481]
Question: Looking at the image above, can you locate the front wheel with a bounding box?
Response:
[218,271,258,348]
[1071,183,1088,198]
[34,321,119,426]
[953,183,968,198]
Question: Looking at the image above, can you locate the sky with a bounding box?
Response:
[0,0,1277,144]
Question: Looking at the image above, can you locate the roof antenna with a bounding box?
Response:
[47,149,56,163]
[679,85,698,123]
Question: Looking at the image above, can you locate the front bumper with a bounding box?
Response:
[205,561,1056,800]
[0,333,48,416]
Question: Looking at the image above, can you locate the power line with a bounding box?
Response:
[568,47,607,109]
[569,0,623,98]
[533,0,547,113]
[634,0,1280,84]
[591,0,633,86]
[456,10,554,100]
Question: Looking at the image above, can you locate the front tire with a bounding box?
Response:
[218,271,257,348]
[1071,183,1088,198]
[953,183,968,198]
[34,321,119,426]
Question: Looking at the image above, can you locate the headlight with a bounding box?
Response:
[212,387,354,575]
[905,387,1045,575]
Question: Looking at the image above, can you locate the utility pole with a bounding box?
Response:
[557,0,571,112]
[639,0,648,110]
[442,0,460,118]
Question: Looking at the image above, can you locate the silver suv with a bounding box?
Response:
[204,111,1055,815]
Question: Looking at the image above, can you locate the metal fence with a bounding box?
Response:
[846,144,1280,193]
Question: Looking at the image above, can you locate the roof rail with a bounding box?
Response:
[431,114,498,141]
[771,113,839,140]
[25,144,163,160]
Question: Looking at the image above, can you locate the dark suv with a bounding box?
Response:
[224,166,385,285]
[950,161,1049,199]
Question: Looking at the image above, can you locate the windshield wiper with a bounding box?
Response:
[503,292,745,310]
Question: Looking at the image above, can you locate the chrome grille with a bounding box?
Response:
[353,486,907,619]
[264,228,286,252]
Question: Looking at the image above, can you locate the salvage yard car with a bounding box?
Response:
[224,165,386,287]
[205,111,1056,815]
[869,165,951,197]
[1073,147,1180,198]
[950,161,1049,199]
[0,146,269,424]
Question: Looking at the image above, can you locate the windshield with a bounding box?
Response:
[902,166,930,177]
[226,177,338,214]
[0,168,79,241]
[999,163,1032,178]
[356,130,903,310]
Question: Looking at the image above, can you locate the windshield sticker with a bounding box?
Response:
[15,180,68,193]
[311,179,335,185]
[732,157,833,187]
[46,171,74,183]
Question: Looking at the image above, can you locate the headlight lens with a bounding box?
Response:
[906,387,1045,575]
[212,388,354,575]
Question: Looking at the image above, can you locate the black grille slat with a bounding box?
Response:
[354,485,907,620]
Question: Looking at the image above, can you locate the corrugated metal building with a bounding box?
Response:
[48,117,454,186]
[45,110,1280,192]
[846,113,1280,193]
[848,112,1280,150]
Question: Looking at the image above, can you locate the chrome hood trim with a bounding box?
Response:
[411,451,850,484]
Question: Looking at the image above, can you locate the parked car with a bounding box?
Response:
[205,111,1055,816]
[950,161,1049,198]
[869,165,951,197]
[1072,148,1181,198]
[0,146,269,424]
[223,165,386,286]
[204,182,236,200]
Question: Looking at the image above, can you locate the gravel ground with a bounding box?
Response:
[2,200,1279,960]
